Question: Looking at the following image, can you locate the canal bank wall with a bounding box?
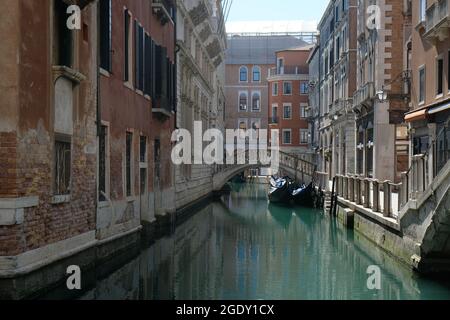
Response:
[335,202,421,273]
[0,192,216,300]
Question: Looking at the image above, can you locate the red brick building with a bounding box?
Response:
[0,0,98,276]
[97,0,176,240]
[268,46,312,158]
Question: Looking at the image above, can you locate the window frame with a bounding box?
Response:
[239,66,248,82]
[98,122,111,202]
[300,129,309,144]
[300,103,308,119]
[252,66,261,82]
[54,133,72,196]
[282,129,292,145]
[436,55,444,97]
[300,82,309,95]
[283,81,293,95]
[251,91,261,112]
[238,91,248,112]
[272,82,279,96]
[418,65,426,105]
[125,131,134,198]
[283,103,292,120]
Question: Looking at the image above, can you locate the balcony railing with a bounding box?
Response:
[424,0,449,40]
[353,82,375,108]
[152,0,175,25]
[269,66,309,76]
[269,116,279,124]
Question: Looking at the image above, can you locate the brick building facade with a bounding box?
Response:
[268,46,312,157]
[96,0,176,240]
[0,0,98,273]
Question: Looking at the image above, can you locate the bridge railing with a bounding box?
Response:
[334,174,401,220]
[278,151,316,183]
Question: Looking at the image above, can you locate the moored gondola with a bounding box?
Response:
[268,178,293,204]
[291,183,316,207]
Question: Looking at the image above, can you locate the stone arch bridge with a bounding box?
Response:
[212,151,317,191]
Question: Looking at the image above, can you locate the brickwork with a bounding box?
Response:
[0,2,97,258]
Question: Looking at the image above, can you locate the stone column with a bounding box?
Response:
[372,180,380,212]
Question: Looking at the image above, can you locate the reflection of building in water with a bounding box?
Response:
[52,184,450,300]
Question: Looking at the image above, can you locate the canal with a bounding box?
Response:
[44,182,450,300]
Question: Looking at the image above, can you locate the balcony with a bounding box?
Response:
[269,65,309,76]
[353,82,375,109]
[269,116,279,125]
[152,0,175,26]
[152,95,172,119]
[424,0,449,41]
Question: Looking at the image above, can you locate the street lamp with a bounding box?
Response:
[376,86,388,102]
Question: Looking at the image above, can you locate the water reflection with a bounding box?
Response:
[53,183,450,300]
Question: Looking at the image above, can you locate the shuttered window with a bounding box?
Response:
[135,22,144,91]
[124,9,130,82]
[144,34,154,97]
[100,0,112,72]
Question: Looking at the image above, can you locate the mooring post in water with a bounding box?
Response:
[330,176,336,215]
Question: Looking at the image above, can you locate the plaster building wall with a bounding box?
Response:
[317,0,358,180]
[174,0,227,209]
[407,0,450,180]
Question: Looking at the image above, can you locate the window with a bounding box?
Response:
[419,67,426,104]
[54,135,71,195]
[54,0,73,68]
[277,58,284,74]
[419,0,426,23]
[252,66,261,82]
[144,33,155,97]
[271,105,278,122]
[437,57,444,96]
[124,9,132,82]
[366,127,374,177]
[153,139,161,183]
[135,22,144,91]
[126,132,133,197]
[283,130,292,144]
[100,0,112,72]
[283,104,292,119]
[283,81,292,95]
[300,82,309,95]
[99,125,108,201]
[239,92,248,111]
[272,82,278,96]
[300,104,308,118]
[300,129,309,144]
[357,127,364,174]
[140,136,147,196]
[252,92,261,111]
[239,66,248,82]
[238,119,248,130]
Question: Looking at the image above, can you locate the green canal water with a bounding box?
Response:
[50,182,450,300]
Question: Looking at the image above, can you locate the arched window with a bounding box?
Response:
[252,66,261,82]
[252,92,261,111]
[239,66,248,82]
[239,92,248,111]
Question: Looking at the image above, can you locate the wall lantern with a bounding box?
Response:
[376,86,388,102]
